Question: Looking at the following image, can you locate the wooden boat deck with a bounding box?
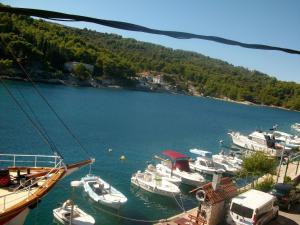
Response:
[0,180,42,212]
[0,158,93,224]
[0,169,64,214]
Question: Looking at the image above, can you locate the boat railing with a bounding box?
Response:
[0,153,62,168]
[0,157,64,211]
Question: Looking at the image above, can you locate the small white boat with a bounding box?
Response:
[80,174,127,209]
[189,149,225,174]
[291,123,300,132]
[131,170,180,197]
[53,199,95,225]
[272,131,300,149]
[157,150,206,186]
[145,164,181,186]
[212,153,241,174]
[189,148,212,157]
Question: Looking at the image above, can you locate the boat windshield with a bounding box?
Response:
[206,160,214,168]
[89,182,108,195]
[174,160,190,172]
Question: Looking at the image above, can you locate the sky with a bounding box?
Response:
[2,0,300,83]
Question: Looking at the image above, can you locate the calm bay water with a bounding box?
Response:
[0,81,299,225]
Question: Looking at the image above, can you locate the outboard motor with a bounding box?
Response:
[0,169,11,187]
[265,135,276,148]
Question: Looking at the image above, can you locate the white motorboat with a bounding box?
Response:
[145,164,181,186]
[272,131,300,149]
[156,150,206,186]
[291,123,300,132]
[212,152,242,174]
[80,174,127,209]
[228,131,282,157]
[131,170,180,197]
[188,149,225,174]
[53,200,95,225]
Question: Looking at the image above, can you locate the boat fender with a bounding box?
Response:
[195,190,206,202]
[71,180,82,187]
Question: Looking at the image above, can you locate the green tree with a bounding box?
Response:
[240,152,277,177]
[1,11,300,110]
[0,59,13,74]
[73,63,91,81]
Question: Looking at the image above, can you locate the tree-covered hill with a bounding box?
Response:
[0,11,300,110]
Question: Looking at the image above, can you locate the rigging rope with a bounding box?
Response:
[0,37,92,159]
[0,6,299,55]
[0,79,60,156]
[92,204,169,223]
[172,191,185,212]
[14,84,63,157]
[55,183,169,224]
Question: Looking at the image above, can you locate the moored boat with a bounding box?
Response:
[188,149,225,174]
[212,152,241,174]
[156,150,206,186]
[272,131,300,149]
[80,174,127,209]
[291,123,300,132]
[131,170,180,197]
[53,199,95,225]
[0,154,93,225]
[145,164,181,186]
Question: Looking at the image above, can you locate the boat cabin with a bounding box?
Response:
[162,150,191,172]
[196,157,215,168]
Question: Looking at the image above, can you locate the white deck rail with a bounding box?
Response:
[0,153,61,168]
[0,154,64,211]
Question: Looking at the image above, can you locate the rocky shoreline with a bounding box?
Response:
[1,75,297,112]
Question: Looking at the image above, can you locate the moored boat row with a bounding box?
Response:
[228,125,300,157]
[131,150,206,198]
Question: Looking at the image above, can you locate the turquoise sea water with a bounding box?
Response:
[1,81,299,225]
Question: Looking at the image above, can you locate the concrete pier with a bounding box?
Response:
[155,162,300,225]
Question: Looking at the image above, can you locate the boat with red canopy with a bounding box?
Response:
[156,150,206,186]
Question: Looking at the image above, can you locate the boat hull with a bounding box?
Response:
[53,204,95,225]
[0,159,93,225]
[179,176,203,186]
[81,175,127,210]
[189,162,223,175]
[1,208,29,225]
[229,132,279,156]
[213,162,238,175]
[131,177,179,198]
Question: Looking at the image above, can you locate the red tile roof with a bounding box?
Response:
[201,177,237,205]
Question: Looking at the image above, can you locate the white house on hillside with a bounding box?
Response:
[64,62,94,74]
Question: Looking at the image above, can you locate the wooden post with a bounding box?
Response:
[296,161,299,176]
[69,200,74,225]
[283,158,289,183]
[276,148,285,183]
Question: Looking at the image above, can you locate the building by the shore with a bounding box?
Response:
[155,175,237,225]
[64,61,94,74]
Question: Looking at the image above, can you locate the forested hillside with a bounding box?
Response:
[0,11,300,110]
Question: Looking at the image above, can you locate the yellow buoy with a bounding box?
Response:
[120,155,126,160]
